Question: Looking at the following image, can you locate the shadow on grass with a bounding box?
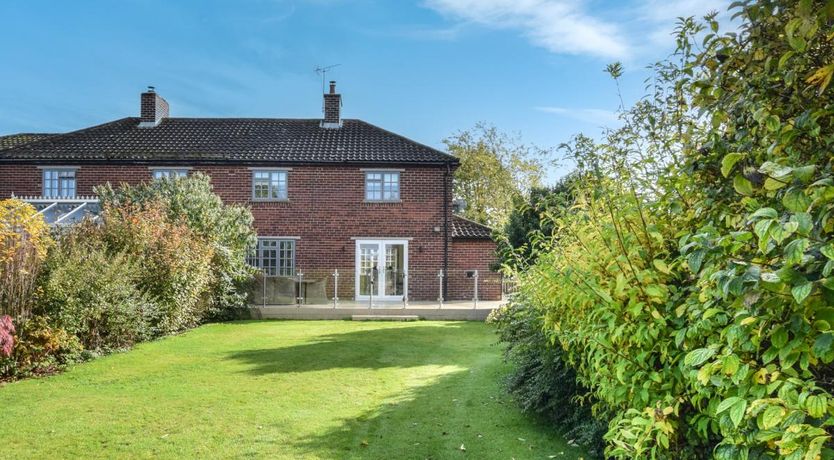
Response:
[225,322,469,375]
[288,363,581,459]
[224,322,583,459]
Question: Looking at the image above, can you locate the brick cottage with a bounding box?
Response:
[0,83,501,303]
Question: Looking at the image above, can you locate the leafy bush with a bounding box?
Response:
[96,173,256,319]
[95,201,215,335]
[41,200,215,341]
[0,199,52,319]
[497,174,578,270]
[490,301,607,457]
[3,315,82,378]
[501,2,834,458]
[40,231,154,350]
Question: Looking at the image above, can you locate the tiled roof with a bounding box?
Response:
[0,118,457,165]
[0,133,56,150]
[451,215,493,240]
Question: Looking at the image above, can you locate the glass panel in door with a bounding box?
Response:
[358,243,379,296]
[384,244,405,296]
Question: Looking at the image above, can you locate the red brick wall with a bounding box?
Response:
[0,163,487,301]
[197,165,450,301]
[448,239,502,301]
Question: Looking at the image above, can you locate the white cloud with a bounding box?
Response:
[362,23,467,41]
[423,0,732,60]
[423,0,630,59]
[535,106,619,125]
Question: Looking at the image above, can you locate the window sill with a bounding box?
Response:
[251,199,290,203]
[363,200,402,204]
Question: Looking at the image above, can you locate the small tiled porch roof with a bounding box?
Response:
[451,215,493,240]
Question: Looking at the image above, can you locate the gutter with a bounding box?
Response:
[443,160,450,299]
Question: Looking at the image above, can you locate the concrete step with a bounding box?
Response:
[351,314,419,322]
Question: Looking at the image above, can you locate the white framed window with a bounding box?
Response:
[252,171,288,201]
[248,238,295,276]
[365,171,400,201]
[151,169,188,180]
[42,168,76,198]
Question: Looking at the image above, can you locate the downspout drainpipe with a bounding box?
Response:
[443,161,450,300]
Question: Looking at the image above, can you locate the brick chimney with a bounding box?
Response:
[139,86,169,127]
[321,81,342,128]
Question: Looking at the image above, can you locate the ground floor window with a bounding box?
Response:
[248,238,295,276]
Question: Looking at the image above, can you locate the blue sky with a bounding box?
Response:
[0,0,727,181]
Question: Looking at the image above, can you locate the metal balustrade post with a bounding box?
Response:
[296,272,304,307]
[437,269,444,309]
[332,269,339,309]
[402,271,408,309]
[366,267,377,310]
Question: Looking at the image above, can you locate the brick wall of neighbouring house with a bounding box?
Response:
[448,239,502,301]
[0,163,468,301]
[0,164,151,197]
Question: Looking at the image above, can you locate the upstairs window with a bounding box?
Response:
[151,169,188,180]
[43,169,76,198]
[365,171,400,201]
[248,238,295,276]
[252,171,288,201]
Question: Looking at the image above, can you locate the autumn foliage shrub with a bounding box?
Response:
[0,199,52,319]
[498,2,834,458]
[41,200,215,348]
[1,177,254,379]
[94,201,215,335]
[96,173,256,320]
[2,315,82,378]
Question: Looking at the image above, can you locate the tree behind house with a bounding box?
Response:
[445,123,545,228]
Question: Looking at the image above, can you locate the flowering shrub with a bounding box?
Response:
[0,315,14,357]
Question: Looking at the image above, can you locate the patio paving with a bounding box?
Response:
[251,299,505,321]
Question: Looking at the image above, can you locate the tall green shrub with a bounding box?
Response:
[40,200,215,346]
[96,201,215,335]
[40,231,153,350]
[505,2,834,458]
[490,301,608,457]
[96,173,256,318]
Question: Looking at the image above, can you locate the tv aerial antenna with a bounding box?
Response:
[315,64,341,93]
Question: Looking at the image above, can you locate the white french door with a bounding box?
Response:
[355,239,408,301]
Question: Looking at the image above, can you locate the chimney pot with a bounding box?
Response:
[140,86,169,127]
[321,81,342,128]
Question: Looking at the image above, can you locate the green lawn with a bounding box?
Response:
[0,321,586,459]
